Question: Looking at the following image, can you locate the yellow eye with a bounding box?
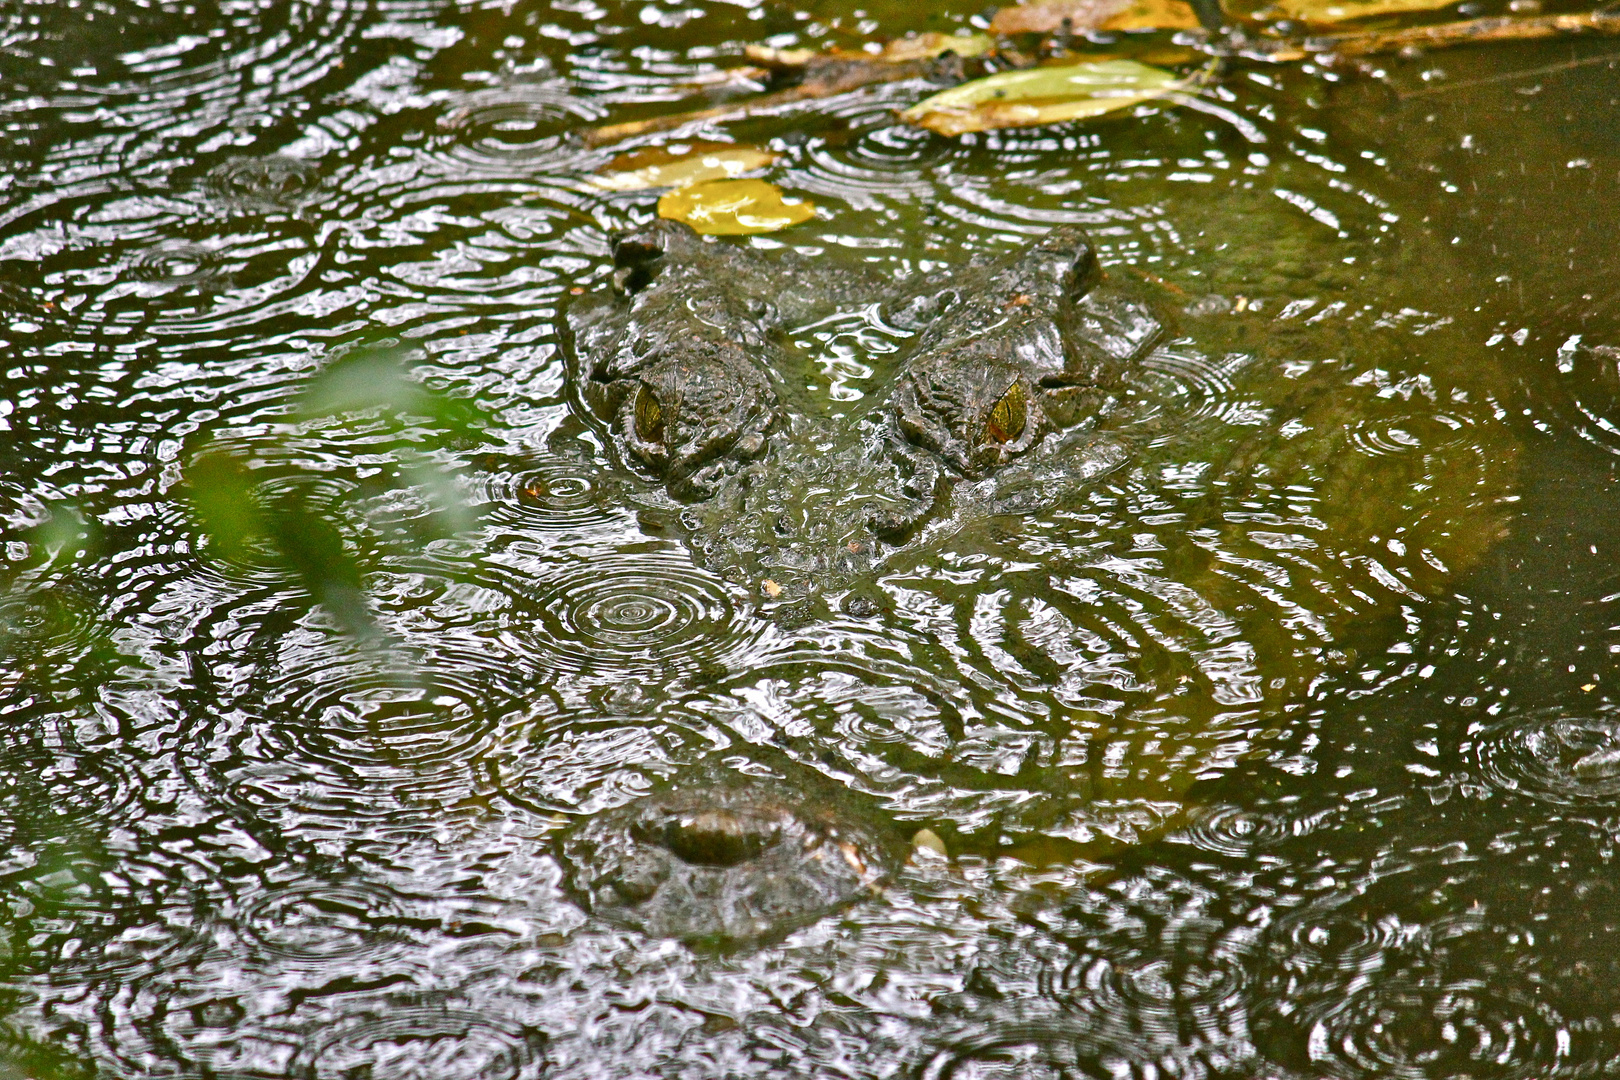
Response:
[634,384,665,443]
[984,381,1027,445]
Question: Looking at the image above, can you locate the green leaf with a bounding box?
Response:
[298,348,483,442]
[657,179,816,235]
[592,143,778,192]
[184,450,268,565]
[901,58,1188,137]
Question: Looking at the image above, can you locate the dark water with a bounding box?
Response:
[1,0,1618,1073]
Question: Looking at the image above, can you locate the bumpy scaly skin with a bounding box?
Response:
[564,222,786,500]
[563,221,1166,595]
[888,226,1164,478]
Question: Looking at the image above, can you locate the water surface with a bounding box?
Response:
[1,0,1618,1074]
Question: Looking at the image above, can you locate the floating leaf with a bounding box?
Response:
[1270,0,1457,21]
[901,58,1187,137]
[991,0,1201,34]
[657,179,815,235]
[592,143,778,192]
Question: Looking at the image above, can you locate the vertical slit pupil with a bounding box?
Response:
[635,385,665,443]
[984,381,1027,445]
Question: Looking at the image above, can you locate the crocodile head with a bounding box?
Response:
[563,221,1165,600]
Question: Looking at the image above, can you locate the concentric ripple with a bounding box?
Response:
[513,551,757,682]
[796,121,947,208]
[253,654,504,780]
[297,1007,548,1080]
[1169,802,1294,858]
[1127,341,1246,439]
[477,456,621,533]
[1472,708,1620,805]
[1251,865,1607,1080]
[0,715,139,835]
[238,879,411,962]
[0,584,101,663]
[1267,978,1571,1080]
[129,243,229,289]
[436,87,605,173]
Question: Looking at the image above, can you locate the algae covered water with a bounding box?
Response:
[0,0,1618,1073]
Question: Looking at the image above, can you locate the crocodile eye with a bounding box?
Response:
[983,381,1027,445]
[634,384,665,444]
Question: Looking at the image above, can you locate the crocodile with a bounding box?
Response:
[562,219,1163,599]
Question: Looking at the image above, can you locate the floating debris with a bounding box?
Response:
[657,178,816,235]
[902,58,1188,137]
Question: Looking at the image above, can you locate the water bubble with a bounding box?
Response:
[1474,709,1620,805]
[558,772,900,945]
[203,155,321,213]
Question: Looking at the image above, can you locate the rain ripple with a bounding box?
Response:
[238,878,413,962]
[202,155,322,215]
[1252,870,1602,1079]
[508,550,761,685]
[1472,707,1620,805]
[436,86,606,174]
[476,455,623,534]
[0,583,102,665]
[296,1006,549,1080]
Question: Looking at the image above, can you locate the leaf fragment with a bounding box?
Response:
[657,178,816,235]
[860,31,997,61]
[991,0,1201,34]
[746,32,994,66]
[592,143,778,192]
[1270,0,1459,22]
[901,58,1187,137]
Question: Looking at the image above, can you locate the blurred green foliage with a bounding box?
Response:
[183,346,483,638]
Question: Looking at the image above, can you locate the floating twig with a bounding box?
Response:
[581,54,969,148]
[1223,9,1620,61]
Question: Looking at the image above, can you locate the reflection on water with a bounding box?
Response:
[0,0,1617,1072]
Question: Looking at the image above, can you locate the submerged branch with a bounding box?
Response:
[1227,9,1620,61]
[581,55,966,149]
[578,7,1620,147]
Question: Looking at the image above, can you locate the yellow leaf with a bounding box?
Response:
[991,0,1200,34]
[657,179,816,235]
[593,143,777,192]
[1271,0,1457,21]
[901,58,1187,137]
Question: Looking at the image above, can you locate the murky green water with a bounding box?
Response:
[1,0,1618,1073]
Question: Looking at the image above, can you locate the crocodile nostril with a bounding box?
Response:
[866,507,907,540]
[773,515,795,538]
